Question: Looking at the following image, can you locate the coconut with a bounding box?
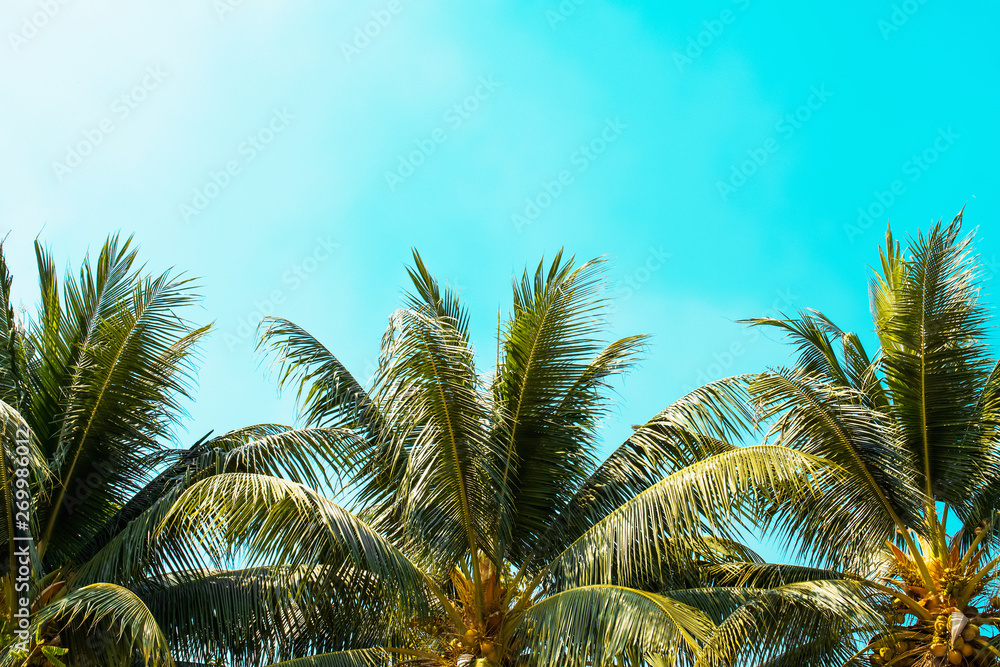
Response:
[879,647,894,660]
[948,650,963,665]
[954,636,965,650]
[961,644,974,657]
[963,624,980,641]
[931,643,948,657]
[481,640,498,662]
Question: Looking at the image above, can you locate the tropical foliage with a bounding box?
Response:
[0,236,349,666]
[165,249,879,667]
[4,212,997,667]
[668,212,1000,666]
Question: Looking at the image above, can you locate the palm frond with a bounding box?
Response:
[532,377,752,569]
[75,426,355,585]
[0,243,29,408]
[371,307,501,571]
[35,582,175,667]
[492,252,645,566]
[874,214,992,506]
[748,367,923,569]
[159,473,432,616]
[692,580,882,667]
[543,445,842,590]
[33,236,209,565]
[258,318,383,436]
[515,585,714,667]
[264,648,390,667]
[139,567,393,667]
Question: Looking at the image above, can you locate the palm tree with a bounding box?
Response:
[673,212,1000,666]
[0,236,352,667]
[164,250,876,667]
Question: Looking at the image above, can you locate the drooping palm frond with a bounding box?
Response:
[35,582,175,667]
[265,648,390,667]
[530,378,752,571]
[138,566,393,667]
[514,585,714,667]
[160,473,432,618]
[258,319,383,438]
[747,368,922,570]
[743,309,887,409]
[74,425,356,586]
[542,445,843,592]
[958,358,1000,547]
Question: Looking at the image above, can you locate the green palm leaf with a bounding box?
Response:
[35,582,175,667]
[516,585,714,666]
[160,473,432,616]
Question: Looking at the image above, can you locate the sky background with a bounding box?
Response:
[2,0,999,559]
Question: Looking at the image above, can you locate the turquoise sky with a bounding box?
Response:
[3,2,999,556]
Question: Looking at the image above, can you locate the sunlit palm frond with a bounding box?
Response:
[160,473,432,617]
[35,582,175,667]
[543,445,842,590]
[515,585,714,667]
[75,425,354,586]
[748,367,922,569]
[688,580,881,667]
[264,649,390,667]
[258,318,383,437]
[34,240,209,565]
[372,306,502,572]
[875,214,993,506]
[532,378,752,569]
[489,253,637,564]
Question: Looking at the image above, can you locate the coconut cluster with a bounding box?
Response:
[868,612,986,666]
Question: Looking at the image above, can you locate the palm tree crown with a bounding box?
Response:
[166,249,863,667]
[0,236,349,667]
[686,213,1000,666]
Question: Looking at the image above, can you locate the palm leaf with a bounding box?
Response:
[35,582,175,667]
[515,585,714,666]
[492,252,645,567]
